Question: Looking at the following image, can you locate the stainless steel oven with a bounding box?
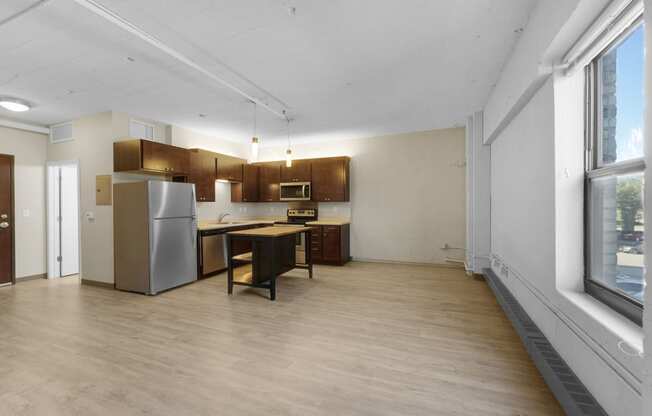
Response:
[280,182,311,201]
[273,209,317,265]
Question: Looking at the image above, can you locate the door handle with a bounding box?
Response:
[0,222,9,229]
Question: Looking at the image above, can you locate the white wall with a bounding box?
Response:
[0,126,47,279]
[484,2,646,414]
[259,128,466,265]
[483,0,615,144]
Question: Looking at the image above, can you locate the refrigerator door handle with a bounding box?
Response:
[191,218,197,250]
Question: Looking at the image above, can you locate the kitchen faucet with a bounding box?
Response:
[218,213,231,223]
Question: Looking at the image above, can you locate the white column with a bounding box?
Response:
[465,111,491,273]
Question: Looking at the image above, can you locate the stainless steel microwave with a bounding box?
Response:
[280,182,311,201]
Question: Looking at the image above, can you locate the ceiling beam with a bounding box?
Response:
[0,118,50,134]
[0,0,53,28]
[70,0,291,120]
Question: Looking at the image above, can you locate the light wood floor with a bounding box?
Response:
[0,262,563,416]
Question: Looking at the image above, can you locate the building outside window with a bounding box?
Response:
[585,19,645,325]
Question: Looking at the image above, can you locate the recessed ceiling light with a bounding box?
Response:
[0,97,31,112]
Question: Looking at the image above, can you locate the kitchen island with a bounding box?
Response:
[226,226,313,300]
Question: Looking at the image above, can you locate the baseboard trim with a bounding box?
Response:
[352,257,464,269]
[483,268,607,416]
[16,273,47,282]
[81,279,114,289]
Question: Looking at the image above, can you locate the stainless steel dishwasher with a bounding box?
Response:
[200,229,227,276]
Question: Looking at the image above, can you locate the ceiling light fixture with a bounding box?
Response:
[0,97,31,112]
[251,101,259,162]
[284,111,292,168]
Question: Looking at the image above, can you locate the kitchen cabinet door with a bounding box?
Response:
[322,226,341,262]
[311,157,349,202]
[188,149,216,202]
[217,155,244,182]
[258,163,281,202]
[141,140,170,173]
[310,226,323,262]
[242,164,259,202]
[231,164,259,202]
[280,159,311,182]
[139,140,189,175]
[167,145,190,174]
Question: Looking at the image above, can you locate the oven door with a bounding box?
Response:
[280,182,311,201]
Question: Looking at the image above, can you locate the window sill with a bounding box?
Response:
[557,288,644,378]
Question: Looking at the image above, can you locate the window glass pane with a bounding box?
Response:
[589,172,646,302]
[599,24,645,166]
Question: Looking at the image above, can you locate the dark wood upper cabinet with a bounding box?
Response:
[216,154,244,182]
[311,157,350,202]
[258,162,281,202]
[114,139,189,175]
[231,164,259,202]
[280,159,311,182]
[188,149,217,202]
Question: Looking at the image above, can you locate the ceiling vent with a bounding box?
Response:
[129,119,156,141]
[50,122,73,144]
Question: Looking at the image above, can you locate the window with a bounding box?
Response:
[585,19,645,325]
[129,119,155,140]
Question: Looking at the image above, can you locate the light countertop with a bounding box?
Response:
[305,219,350,226]
[197,219,276,231]
[227,225,310,237]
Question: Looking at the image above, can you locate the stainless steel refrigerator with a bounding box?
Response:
[114,181,198,295]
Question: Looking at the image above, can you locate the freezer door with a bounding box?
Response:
[149,217,198,294]
[148,181,197,219]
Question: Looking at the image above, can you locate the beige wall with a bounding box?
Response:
[47,111,168,284]
[47,116,465,281]
[259,128,467,264]
[169,126,250,221]
[0,126,48,278]
[170,125,248,158]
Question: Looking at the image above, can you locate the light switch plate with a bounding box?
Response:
[22,209,30,217]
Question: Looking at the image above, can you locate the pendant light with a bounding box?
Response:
[250,101,259,162]
[285,114,293,168]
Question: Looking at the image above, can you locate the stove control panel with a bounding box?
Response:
[287,209,317,220]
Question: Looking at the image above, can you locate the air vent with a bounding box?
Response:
[483,268,607,416]
[129,119,155,140]
[50,122,73,144]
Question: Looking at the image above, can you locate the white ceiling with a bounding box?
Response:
[0,0,536,146]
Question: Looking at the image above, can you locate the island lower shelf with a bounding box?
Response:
[226,226,314,301]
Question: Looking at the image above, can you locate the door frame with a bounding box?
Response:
[0,154,15,285]
[46,160,81,279]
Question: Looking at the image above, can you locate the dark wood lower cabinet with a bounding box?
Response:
[310,224,350,265]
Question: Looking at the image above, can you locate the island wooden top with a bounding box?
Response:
[227,226,312,237]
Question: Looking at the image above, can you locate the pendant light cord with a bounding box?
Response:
[252,100,257,138]
[283,110,291,148]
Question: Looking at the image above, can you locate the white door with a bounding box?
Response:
[47,162,80,278]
